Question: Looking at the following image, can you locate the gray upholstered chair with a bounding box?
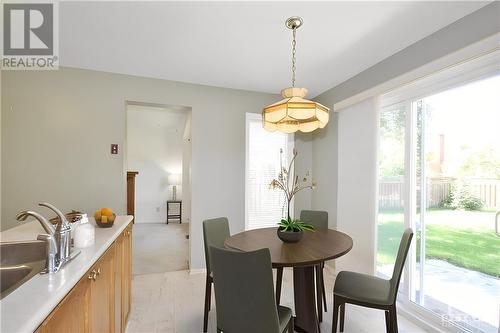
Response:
[202,217,230,332]
[210,246,293,333]
[331,228,413,333]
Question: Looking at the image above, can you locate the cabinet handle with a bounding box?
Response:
[88,270,97,281]
[127,230,131,236]
[96,267,101,276]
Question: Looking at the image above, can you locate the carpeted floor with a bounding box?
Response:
[132,223,189,275]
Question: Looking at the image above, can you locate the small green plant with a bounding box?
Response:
[278,217,315,232]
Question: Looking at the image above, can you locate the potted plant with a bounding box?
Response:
[270,148,315,243]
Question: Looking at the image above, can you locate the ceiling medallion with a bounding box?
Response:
[262,16,330,133]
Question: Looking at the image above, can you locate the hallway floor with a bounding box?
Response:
[132,223,189,275]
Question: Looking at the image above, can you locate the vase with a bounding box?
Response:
[277,228,303,243]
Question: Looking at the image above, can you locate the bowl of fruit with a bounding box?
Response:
[94,208,116,228]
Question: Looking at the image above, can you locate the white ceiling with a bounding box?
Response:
[60,1,489,97]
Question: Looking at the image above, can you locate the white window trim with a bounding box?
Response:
[381,49,500,109]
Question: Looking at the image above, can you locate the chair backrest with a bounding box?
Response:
[210,246,281,333]
[300,210,328,229]
[389,228,414,301]
[202,217,230,274]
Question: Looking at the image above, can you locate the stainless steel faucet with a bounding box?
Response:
[16,210,61,273]
[16,203,80,273]
[37,234,59,273]
[39,203,72,263]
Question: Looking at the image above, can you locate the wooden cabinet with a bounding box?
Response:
[115,224,132,333]
[89,245,115,333]
[37,222,132,333]
[37,276,90,333]
[122,224,132,327]
[114,232,123,333]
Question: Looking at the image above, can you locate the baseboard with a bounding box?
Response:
[397,304,452,333]
[189,268,207,275]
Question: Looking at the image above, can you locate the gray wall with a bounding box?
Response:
[1,67,278,270]
[311,0,499,225]
[293,132,313,218]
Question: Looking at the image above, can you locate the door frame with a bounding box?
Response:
[377,51,500,332]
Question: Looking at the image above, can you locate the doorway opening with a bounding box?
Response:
[125,102,192,275]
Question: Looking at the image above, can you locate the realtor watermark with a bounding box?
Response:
[1,1,59,70]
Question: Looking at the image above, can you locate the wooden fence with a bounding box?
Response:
[379,177,500,210]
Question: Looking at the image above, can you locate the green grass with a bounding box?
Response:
[377,215,500,277]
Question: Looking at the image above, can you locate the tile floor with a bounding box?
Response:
[126,267,429,333]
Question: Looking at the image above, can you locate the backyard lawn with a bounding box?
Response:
[377,210,500,277]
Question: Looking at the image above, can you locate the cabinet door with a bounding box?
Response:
[122,224,132,326]
[37,276,90,333]
[114,233,124,333]
[90,244,115,333]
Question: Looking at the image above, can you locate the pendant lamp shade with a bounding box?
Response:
[262,17,330,133]
[262,87,329,133]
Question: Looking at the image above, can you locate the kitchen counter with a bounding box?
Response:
[0,215,133,333]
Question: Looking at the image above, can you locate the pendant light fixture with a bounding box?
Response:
[263,16,330,133]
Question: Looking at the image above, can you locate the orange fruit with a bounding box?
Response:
[94,210,102,221]
[101,208,114,217]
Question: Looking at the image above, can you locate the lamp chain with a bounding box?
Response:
[291,27,297,87]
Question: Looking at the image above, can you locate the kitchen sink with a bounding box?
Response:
[0,241,46,299]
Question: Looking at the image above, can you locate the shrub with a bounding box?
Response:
[440,184,457,209]
[440,183,484,211]
[459,192,484,211]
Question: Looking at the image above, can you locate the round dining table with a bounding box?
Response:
[225,227,353,333]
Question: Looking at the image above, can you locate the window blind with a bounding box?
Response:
[245,113,294,230]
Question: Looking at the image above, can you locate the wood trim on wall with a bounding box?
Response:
[126,171,139,222]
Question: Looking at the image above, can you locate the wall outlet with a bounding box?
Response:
[111,144,118,154]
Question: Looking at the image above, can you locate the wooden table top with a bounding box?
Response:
[224,227,353,268]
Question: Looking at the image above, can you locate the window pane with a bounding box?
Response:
[411,75,500,333]
[246,114,293,230]
[377,105,406,277]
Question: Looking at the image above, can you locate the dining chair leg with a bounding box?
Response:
[385,310,392,333]
[203,275,211,332]
[287,316,294,333]
[390,305,399,333]
[315,265,323,322]
[332,296,340,333]
[276,267,283,305]
[321,263,327,311]
[339,303,345,332]
[208,276,212,311]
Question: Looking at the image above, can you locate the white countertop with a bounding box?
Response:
[0,215,133,333]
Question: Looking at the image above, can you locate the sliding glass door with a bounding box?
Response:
[411,76,500,333]
[378,73,500,333]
